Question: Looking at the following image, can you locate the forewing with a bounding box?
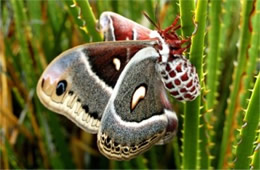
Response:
[97,11,153,41]
[37,41,155,133]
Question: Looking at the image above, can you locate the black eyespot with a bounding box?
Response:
[123,147,129,153]
[56,80,67,96]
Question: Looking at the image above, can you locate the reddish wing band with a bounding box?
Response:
[97,11,153,41]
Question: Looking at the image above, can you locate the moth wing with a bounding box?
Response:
[97,47,178,160]
[37,41,155,133]
[97,11,153,41]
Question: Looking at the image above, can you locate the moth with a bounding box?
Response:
[37,11,200,160]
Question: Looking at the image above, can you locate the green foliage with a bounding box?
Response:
[181,0,207,169]
[234,74,259,169]
[218,0,256,168]
[1,0,259,169]
[206,0,221,111]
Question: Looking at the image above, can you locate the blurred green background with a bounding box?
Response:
[0,0,259,169]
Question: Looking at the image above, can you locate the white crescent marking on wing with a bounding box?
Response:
[113,58,121,71]
[131,86,146,110]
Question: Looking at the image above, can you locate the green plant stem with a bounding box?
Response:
[148,148,158,168]
[135,156,148,169]
[34,101,65,169]
[182,0,207,169]
[10,0,36,88]
[234,73,260,169]
[234,0,260,167]
[239,0,260,122]
[179,0,195,37]
[63,0,90,42]
[75,0,102,42]
[27,0,42,38]
[111,0,119,13]
[251,134,260,169]
[218,0,255,168]
[212,1,240,167]
[27,0,45,73]
[145,0,155,24]
[199,84,212,169]
[172,137,181,169]
[45,109,75,168]
[47,0,63,35]
[206,0,222,112]
[3,136,20,169]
